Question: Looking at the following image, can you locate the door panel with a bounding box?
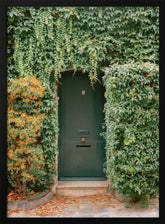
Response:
[62,141,104,177]
[58,72,105,180]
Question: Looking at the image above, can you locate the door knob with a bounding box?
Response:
[81,138,86,143]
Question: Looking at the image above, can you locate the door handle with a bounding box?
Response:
[81,137,86,143]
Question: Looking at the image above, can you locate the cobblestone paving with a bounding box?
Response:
[7,193,159,218]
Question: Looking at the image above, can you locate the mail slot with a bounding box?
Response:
[77,130,89,135]
[76,145,91,147]
[73,142,97,150]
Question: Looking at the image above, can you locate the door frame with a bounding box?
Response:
[57,72,106,181]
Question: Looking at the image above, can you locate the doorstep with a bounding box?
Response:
[56,181,108,197]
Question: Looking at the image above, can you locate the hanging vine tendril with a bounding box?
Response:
[13,35,25,77]
[12,7,159,85]
[89,47,98,87]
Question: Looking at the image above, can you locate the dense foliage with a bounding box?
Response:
[7,7,159,84]
[7,7,159,199]
[103,63,159,205]
[7,76,46,196]
[7,76,58,196]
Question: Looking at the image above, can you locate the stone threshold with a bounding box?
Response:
[56,181,108,197]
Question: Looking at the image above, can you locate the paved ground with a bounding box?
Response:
[7,193,159,218]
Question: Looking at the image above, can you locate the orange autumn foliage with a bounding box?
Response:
[7,76,46,196]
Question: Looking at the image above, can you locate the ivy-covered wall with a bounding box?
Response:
[103,63,159,204]
[8,7,159,83]
[7,7,159,200]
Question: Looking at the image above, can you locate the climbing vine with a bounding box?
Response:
[103,63,159,206]
[7,7,159,82]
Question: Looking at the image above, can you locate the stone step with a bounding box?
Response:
[56,181,108,197]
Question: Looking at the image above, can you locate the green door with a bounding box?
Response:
[58,72,105,180]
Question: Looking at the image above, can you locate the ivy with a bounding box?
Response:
[7,7,159,82]
[103,63,159,204]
